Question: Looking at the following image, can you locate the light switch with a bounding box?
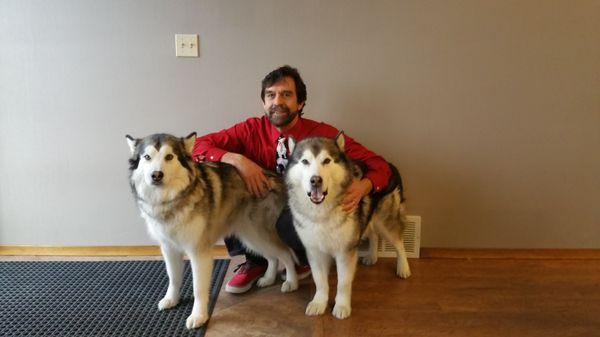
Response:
[175,34,199,57]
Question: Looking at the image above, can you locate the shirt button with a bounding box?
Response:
[210,156,214,160]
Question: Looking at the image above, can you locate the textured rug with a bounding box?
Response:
[0,259,229,337]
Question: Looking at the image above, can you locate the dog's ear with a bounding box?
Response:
[183,132,197,155]
[335,130,345,152]
[125,135,138,155]
[288,136,296,155]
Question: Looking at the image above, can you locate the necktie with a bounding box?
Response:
[275,135,288,174]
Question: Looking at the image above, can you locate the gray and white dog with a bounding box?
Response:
[126,132,298,329]
[285,133,411,319]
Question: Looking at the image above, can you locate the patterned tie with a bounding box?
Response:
[275,135,288,174]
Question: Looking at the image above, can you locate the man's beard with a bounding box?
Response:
[266,105,298,127]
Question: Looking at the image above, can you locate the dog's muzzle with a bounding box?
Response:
[307,175,327,204]
[151,171,164,185]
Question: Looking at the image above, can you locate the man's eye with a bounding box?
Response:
[301,159,309,165]
[143,155,151,160]
[323,158,331,165]
[165,154,174,161]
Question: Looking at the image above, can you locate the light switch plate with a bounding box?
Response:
[175,34,199,57]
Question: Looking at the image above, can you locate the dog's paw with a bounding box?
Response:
[256,276,275,288]
[157,297,179,311]
[185,313,208,329]
[332,303,352,319]
[396,260,411,279]
[280,280,298,293]
[361,255,378,266]
[305,300,327,316]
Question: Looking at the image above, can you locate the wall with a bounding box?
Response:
[1,0,598,248]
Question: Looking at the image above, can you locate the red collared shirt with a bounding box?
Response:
[192,116,391,192]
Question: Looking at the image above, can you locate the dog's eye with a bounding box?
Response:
[301,159,309,165]
[165,154,174,161]
[323,158,331,165]
[143,155,151,160]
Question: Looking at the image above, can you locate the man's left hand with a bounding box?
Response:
[342,178,373,213]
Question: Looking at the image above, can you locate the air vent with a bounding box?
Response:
[358,215,421,258]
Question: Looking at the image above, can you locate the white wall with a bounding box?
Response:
[1,0,599,248]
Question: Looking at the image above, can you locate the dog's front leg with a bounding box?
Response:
[256,256,278,287]
[158,243,183,310]
[186,250,213,329]
[332,249,358,319]
[305,249,331,316]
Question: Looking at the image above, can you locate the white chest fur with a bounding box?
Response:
[292,205,359,255]
[138,200,208,250]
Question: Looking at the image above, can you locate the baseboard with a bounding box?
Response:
[1,245,598,259]
[420,248,600,260]
[0,245,228,257]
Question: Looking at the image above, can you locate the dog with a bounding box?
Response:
[126,132,298,329]
[285,132,411,319]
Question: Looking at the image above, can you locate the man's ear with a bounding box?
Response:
[125,135,138,155]
[335,130,345,152]
[183,132,197,156]
[288,136,296,155]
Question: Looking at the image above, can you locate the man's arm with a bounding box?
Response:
[192,123,246,163]
[193,120,270,197]
[339,134,392,213]
[343,135,391,194]
[221,152,270,198]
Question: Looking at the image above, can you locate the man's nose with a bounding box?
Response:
[274,94,284,104]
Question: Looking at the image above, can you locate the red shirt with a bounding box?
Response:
[192,116,391,193]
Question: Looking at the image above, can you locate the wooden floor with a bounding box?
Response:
[208,256,600,337]
[3,255,600,337]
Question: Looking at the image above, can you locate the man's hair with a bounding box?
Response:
[261,65,307,114]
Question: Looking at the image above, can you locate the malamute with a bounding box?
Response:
[126,133,298,329]
[285,133,411,319]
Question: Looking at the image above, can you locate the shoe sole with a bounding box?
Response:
[225,279,257,294]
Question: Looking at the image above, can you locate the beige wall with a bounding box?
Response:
[1,0,598,248]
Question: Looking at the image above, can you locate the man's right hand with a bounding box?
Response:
[221,152,270,198]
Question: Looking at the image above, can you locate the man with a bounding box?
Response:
[193,65,392,293]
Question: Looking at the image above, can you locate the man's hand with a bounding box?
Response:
[342,178,373,213]
[222,152,270,198]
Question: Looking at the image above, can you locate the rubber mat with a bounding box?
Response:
[0,259,230,337]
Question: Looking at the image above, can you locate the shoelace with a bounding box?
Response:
[232,263,249,274]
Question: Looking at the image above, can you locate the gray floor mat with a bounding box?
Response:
[0,259,229,336]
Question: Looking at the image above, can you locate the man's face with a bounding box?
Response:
[263,77,305,128]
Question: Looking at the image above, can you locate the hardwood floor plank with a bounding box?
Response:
[208,258,600,337]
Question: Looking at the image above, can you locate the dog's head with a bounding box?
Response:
[286,132,353,205]
[126,132,196,203]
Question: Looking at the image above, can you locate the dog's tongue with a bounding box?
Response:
[309,188,326,204]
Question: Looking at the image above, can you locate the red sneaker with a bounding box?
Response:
[281,264,311,281]
[225,262,267,294]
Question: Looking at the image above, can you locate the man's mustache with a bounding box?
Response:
[269,105,290,113]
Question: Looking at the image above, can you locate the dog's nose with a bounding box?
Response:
[310,175,322,187]
[151,171,164,182]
